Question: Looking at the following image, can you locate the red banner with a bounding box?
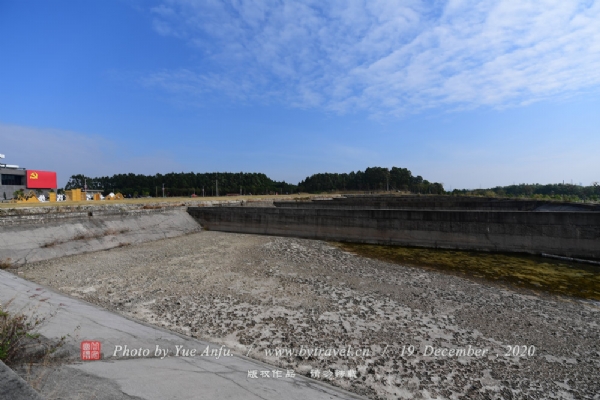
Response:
[26,170,57,189]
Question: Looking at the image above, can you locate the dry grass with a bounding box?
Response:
[1,301,71,398]
[39,228,132,249]
[0,258,12,270]
[0,300,65,368]
[72,233,91,241]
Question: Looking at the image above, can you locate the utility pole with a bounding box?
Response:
[162,183,165,198]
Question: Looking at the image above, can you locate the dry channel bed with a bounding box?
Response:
[13,231,600,399]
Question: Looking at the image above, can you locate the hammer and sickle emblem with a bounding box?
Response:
[30,172,39,179]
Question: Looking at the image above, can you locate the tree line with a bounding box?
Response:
[452,182,600,202]
[297,167,445,194]
[63,169,598,201]
[65,172,296,197]
[63,166,445,197]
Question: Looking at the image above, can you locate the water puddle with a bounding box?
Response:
[336,243,600,301]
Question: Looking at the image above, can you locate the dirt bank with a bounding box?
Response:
[12,232,600,399]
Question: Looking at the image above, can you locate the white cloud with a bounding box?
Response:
[145,0,600,115]
[0,124,185,187]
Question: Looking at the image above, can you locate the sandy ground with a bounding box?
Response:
[13,231,600,399]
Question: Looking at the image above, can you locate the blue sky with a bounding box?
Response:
[1,0,599,190]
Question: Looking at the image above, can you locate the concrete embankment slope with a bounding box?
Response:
[0,203,207,265]
[0,360,44,400]
[188,207,600,260]
[0,198,282,265]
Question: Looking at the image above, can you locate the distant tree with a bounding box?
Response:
[67,171,297,197]
[297,166,444,194]
[65,174,102,190]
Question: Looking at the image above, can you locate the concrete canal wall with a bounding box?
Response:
[2,195,597,265]
[188,207,600,260]
[274,196,600,211]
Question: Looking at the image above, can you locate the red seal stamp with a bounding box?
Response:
[81,341,102,361]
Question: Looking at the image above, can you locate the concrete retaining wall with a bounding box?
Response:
[188,207,600,259]
[275,196,600,211]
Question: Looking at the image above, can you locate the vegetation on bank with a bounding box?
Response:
[64,166,444,197]
[339,243,600,301]
[452,182,600,202]
[297,166,444,194]
[65,172,297,197]
[62,168,597,202]
[0,300,64,367]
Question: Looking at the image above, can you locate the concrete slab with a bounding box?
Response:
[0,360,45,400]
[0,270,365,400]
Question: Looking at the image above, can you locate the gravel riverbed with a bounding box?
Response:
[14,231,600,399]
